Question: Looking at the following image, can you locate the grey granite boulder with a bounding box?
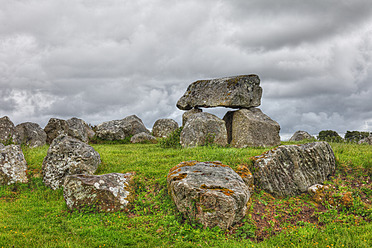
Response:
[130,132,157,144]
[96,115,150,141]
[66,117,93,143]
[15,122,47,148]
[42,135,101,190]
[0,145,28,185]
[223,108,280,148]
[180,113,228,147]
[253,142,336,198]
[0,116,16,144]
[177,75,262,110]
[44,118,69,144]
[167,161,251,229]
[182,108,202,126]
[63,172,135,212]
[152,119,178,138]
[289,131,313,142]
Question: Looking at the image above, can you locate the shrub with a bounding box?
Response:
[318,130,343,142]
[344,131,370,143]
[159,127,183,149]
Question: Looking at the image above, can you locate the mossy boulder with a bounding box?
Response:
[167,161,251,229]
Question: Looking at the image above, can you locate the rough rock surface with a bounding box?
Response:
[177,75,262,110]
[44,118,69,144]
[0,116,16,143]
[0,145,28,185]
[253,142,336,198]
[358,135,372,145]
[66,117,92,143]
[63,172,135,212]
[152,119,179,138]
[289,131,313,142]
[223,108,280,148]
[182,108,202,126]
[130,132,157,144]
[235,164,254,192]
[96,115,150,141]
[42,135,101,190]
[180,113,228,147]
[0,143,4,149]
[15,122,47,148]
[167,161,250,229]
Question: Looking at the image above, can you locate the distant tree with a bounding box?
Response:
[317,130,343,142]
[344,131,370,143]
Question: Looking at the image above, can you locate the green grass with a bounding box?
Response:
[1,142,371,247]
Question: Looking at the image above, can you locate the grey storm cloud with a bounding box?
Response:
[1,0,372,138]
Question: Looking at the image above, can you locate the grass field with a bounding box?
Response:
[0,141,371,247]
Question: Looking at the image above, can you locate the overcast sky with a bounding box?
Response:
[1,0,372,139]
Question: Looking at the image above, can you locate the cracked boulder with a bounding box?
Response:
[182,108,202,126]
[0,145,28,185]
[253,142,336,198]
[152,119,179,138]
[63,172,135,212]
[44,118,69,144]
[167,161,250,229]
[42,135,101,190]
[66,117,94,143]
[180,112,228,147]
[15,122,47,148]
[177,75,262,110]
[96,115,150,141]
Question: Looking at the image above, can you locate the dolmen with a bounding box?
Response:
[177,75,280,148]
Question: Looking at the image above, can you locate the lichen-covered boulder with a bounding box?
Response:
[223,108,280,148]
[358,135,372,145]
[0,116,16,144]
[253,142,336,198]
[167,161,251,229]
[44,118,69,144]
[152,119,179,138]
[180,113,227,147]
[130,132,157,144]
[66,117,93,143]
[96,115,150,141]
[177,75,262,110]
[0,145,28,185]
[235,164,254,192]
[289,131,313,142]
[63,172,135,212]
[42,135,101,190]
[182,108,202,126]
[15,122,47,148]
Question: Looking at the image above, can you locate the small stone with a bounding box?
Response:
[63,172,135,212]
[152,119,179,138]
[130,132,157,144]
[0,145,28,185]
